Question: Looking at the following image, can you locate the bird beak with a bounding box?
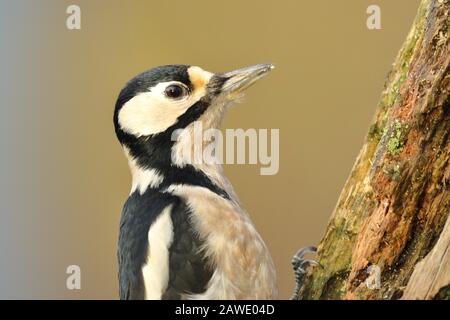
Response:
[219,63,274,98]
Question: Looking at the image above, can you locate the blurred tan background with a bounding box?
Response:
[0,0,420,299]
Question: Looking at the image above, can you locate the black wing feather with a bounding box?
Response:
[162,200,213,299]
[118,189,213,300]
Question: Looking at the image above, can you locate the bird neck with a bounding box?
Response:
[123,141,232,200]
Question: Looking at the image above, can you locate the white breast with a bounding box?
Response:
[141,205,174,300]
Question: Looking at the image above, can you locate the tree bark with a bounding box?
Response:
[301,0,450,300]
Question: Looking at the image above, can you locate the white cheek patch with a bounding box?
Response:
[118,81,205,137]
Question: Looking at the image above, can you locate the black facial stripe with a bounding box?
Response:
[117,97,210,167]
[160,166,230,200]
[132,167,230,201]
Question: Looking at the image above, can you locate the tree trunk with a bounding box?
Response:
[301,0,450,300]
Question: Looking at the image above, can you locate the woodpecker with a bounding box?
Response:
[114,64,279,300]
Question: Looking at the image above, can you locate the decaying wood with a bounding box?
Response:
[402,213,450,299]
[301,0,450,300]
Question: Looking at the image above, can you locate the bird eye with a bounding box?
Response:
[164,84,187,99]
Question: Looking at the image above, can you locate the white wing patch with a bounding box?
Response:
[142,205,174,300]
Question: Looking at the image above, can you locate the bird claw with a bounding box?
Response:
[290,246,320,300]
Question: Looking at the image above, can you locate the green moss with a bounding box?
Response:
[387,137,402,155]
[387,120,405,156]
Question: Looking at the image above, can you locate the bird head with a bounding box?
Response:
[114,64,274,170]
